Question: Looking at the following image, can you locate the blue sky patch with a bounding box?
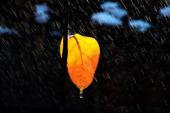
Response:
[159,6,170,17]
[35,4,50,24]
[91,12,122,26]
[129,19,151,32]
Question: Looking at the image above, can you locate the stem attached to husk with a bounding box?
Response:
[80,88,84,98]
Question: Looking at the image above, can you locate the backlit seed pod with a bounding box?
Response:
[60,33,100,98]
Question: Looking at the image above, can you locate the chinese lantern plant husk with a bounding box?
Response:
[60,33,100,98]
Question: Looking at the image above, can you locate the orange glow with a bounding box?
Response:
[60,34,100,96]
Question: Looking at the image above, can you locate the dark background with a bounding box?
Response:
[0,0,169,113]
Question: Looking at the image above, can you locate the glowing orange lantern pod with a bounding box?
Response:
[60,33,100,98]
